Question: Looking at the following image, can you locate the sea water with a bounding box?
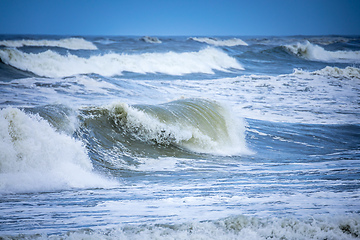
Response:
[0,35,360,239]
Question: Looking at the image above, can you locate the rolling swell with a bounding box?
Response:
[78,98,249,169]
[0,47,243,78]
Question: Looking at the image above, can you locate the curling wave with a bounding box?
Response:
[284,41,360,63]
[0,47,244,78]
[190,37,248,46]
[0,37,97,50]
[81,98,250,156]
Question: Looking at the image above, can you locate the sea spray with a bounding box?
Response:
[0,108,116,193]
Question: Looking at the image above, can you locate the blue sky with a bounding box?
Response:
[1,0,359,36]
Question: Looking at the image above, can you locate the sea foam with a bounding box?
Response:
[0,37,97,50]
[293,66,360,79]
[285,41,360,63]
[0,47,244,78]
[0,108,116,193]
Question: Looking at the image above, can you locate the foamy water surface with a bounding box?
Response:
[0,35,360,239]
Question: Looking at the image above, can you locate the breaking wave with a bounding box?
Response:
[81,98,250,156]
[10,215,360,240]
[0,47,244,78]
[0,37,97,50]
[293,66,360,79]
[0,108,116,193]
[284,41,360,63]
[190,37,248,46]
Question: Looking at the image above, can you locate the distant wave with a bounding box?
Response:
[284,41,360,63]
[293,66,360,79]
[190,37,248,46]
[0,108,116,193]
[140,36,162,43]
[0,47,244,78]
[307,36,353,45]
[0,38,97,50]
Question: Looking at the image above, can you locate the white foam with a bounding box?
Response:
[191,37,248,46]
[0,75,120,107]
[0,38,97,50]
[33,215,360,240]
[0,108,117,193]
[0,47,244,78]
[128,66,360,124]
[285,41,360,63]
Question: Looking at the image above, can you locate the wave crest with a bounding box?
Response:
[284,41,360,63]
[190,37,248,46]
[0,37,97,50]
[293,66,360,79]
[0,47,244,78]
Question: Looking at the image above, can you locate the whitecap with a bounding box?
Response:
[285,41,360,63]
[294,66,360,79]
[190,37,248,46]
[0,108,117,193]
[0,37,97,50]
[0,47,244,78]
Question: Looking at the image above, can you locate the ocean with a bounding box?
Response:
[0,35,359,239]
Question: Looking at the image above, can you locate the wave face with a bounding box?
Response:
[190,37,248,46]
[0,37,97,50]
[284,41,360,63]
[0,108,115,193]
[81,98,249,157]
[0,47,243,78]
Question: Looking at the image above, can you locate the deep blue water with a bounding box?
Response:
[0,35,360,239]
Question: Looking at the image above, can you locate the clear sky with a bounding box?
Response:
[1,0,359,36]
